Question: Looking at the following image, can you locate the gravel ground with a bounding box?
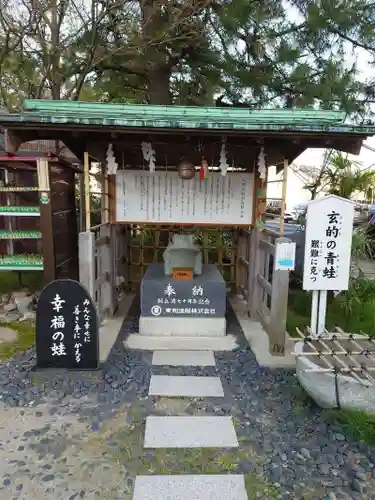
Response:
[0,303,374,499]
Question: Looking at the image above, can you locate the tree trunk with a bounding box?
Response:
[140,0,172,106]
[147,66,172,105]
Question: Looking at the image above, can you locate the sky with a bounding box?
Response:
[266,2,375,208]
[285,1,375,171]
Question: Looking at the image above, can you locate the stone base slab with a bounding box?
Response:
[139,315,226,337]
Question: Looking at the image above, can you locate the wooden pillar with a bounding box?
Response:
[79,231,95,300]
[268,237,290,356]
[249,229,262,318]
[245,228,253,315]
[37,158,55,284]
[68,169,79,280]
[84,152,91,231]
[98,224,114,316]
[78,172,85,232]
[102,172,109,224]
[110,224,119,311]
[108,174,116,222]
[248,162,267,314]
[279,158,289,236]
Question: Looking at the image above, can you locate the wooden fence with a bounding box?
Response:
[126,225,236,290]
[78,156,127,322]
[236,227,291,355]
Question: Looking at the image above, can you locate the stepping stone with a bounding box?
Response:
[144,416,239,448]
[0,326,17,343]
[133,474,248,500]
[152,350,216,366]
[149,375,224,397]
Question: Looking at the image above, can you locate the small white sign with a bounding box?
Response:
[275,241,296,270]
[303,195,354,291]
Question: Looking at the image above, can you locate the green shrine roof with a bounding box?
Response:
[0,99,373,135]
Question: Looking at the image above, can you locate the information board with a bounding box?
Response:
[36,279,99,369]
[303,195,354,291]
[115,170,253,225]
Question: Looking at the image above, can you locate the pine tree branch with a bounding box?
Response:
[328,27,375,54]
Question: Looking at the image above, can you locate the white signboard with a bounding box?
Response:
[275,241,296,271]
[115,170,253,225]
[303,195,354,291]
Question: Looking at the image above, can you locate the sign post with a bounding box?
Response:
[36,279,99,370]
[302,195,354,337]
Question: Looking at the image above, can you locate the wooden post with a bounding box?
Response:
[235,230,243,293]
[68,169,79,280]
[79,231,95,300]
[107,174,116,222]
[279,158,289,236]
[103,172,109,224]
[84,152,91,231]
[98,224,114,316]
[78,172,85,232]
[37,158,55,284]
[111,224,119,310]
[246,228,254,314]
[122,224,130,290]
[249,229,263,318]
[268,237,290,356]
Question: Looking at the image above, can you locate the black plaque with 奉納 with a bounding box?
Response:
[36,279,99,370]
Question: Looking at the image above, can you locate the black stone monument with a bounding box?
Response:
[141,263,226,318]
[36,279,99,370]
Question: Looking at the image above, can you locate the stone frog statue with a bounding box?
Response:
[163,233,203,276]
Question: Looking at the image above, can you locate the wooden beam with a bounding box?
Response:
[257,273,272,295]
[37,159,55,284]
[1,125,371,164]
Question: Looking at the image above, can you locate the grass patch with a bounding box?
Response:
[292,379,375,446]
[244,475,281,499]
[0,271,43,295]
[0,321,35,360]
[103,410,260,476]
[287,282,375,336]
[84,404,322,499]
[324,408,375,445]
[290,381,312,416]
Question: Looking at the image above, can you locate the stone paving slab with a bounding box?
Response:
[149,375,224,397]
[133,474,248,500]
[0,326,17,343]
[144,416,239,448]
[152,350,216,366]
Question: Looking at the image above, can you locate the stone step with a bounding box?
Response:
[144,416,239,448]
[149,375,224,397]
[124,334,238,351]
[152,350,216,366]
[133,474,248,500]
[139,316,226,337]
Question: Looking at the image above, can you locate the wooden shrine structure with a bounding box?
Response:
[0,100,374,354]
[0,150,79,281]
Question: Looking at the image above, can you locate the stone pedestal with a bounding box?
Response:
[139,264,227,337]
